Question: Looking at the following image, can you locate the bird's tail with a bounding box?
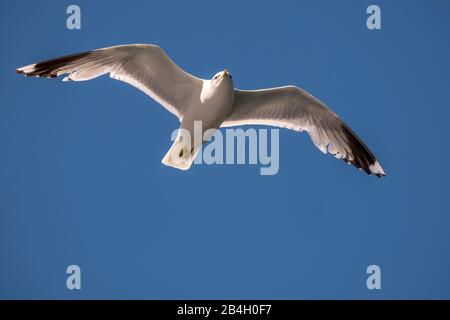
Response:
[162,138,200,171]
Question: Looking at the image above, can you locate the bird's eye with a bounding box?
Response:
[229,75,232,79]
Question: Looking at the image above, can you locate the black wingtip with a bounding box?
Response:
[339,123,386,178]
[16,50,92,79]
[374,172,386,178]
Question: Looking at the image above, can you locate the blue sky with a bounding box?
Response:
[1,0,450,299]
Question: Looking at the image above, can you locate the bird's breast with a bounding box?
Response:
[195,83,234,124]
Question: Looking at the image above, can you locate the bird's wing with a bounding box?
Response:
[16,44,203,120]
[222,86,385,177]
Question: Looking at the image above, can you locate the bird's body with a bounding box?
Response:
[16,44,385,177]
[164,70,235,169]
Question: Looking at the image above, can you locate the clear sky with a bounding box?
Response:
[1,0,450,299]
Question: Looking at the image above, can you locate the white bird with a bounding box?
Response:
[16,44,385,177]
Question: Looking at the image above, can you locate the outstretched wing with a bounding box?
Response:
[222,86,385,177]
[16,44,203,120]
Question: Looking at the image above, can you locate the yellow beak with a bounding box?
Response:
[223,69,228,77]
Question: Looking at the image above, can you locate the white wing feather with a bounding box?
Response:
[222,86,385,176]
[16,44,203,120]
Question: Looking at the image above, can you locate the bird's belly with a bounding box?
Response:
[181,97,232,135]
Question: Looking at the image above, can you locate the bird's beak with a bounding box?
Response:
[223,69,228,78]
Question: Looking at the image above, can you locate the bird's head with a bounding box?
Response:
[211,69,233,86]
[201,69,235,103]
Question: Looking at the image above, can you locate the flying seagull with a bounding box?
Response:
[16,44,385,177]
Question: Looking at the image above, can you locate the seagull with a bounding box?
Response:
[16,44,385,177]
